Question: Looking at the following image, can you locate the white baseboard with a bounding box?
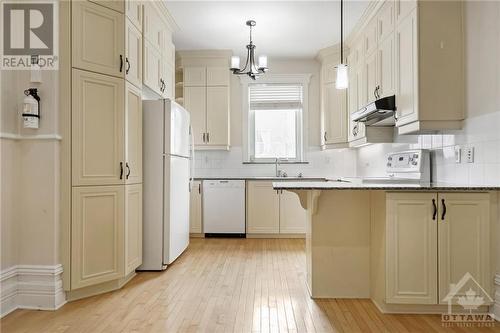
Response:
[0,264,66,318]
[494,273,500,321]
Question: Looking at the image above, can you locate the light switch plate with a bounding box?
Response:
[464,147,474,163]
[454,146,461,163]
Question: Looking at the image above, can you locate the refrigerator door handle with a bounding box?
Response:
[189,125,195,190]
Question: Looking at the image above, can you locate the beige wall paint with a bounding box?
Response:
[229,58,321,147]
[0,69,60,270]
[464,1,500,118]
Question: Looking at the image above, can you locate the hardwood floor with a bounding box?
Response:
[2,238,499,333]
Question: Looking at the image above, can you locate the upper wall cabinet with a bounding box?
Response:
[125,1,142,31]
[72,1,125,78]
[89,0,125,13]
[125,20,143,88]
[394,0,464,134]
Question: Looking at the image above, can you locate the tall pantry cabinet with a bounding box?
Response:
[62,0,175,298]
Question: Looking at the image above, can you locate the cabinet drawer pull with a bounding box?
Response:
[441,199,447,220]
[432,199,437,220]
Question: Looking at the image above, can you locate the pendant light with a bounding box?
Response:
[336,0,348,89]
[230,20,268,80]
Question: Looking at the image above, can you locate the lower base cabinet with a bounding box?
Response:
[71,184,143,289]
[385,192,491,305]
[247,181,306,235]
[189,180,203,233]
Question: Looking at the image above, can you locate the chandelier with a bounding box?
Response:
[230,20,268,80]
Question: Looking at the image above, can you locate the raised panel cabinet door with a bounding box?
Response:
[72,69,125,186]
[378,34,395,98]
[189,181,203,233]
[184,67,207,87]
[378,0,395,42]
[72,1,125,78]
[125,0,142,31]
[364,19,378,56]
[161,42,175,99]
[125,82,142,184]
[324,82,347,145]
[396,0,417,25]
[438,193,491,305]
[386,192,438,304]
[142,2,163,50]
[365,51,378,104]
[247,182,279,234]
[143,40,162,96]
[206,67,230,86]
[71,186,125,289]
[279,190,306,234]
[184,86,206,146]
[125,20,143,89]
[125,184,142,275]
[395,9,418,127]
[89,0,125,13]
[206,86,230,147]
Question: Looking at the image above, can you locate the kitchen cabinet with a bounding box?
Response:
[247,181,306,235]
[71,186,125,289]
[161,41,175,99]
[72,69,125,186]
[125,1,142,31]
[365,51,378,104]
[125,19,143,88]
[386,192,491,305]
[143,2,164,51]
[89,0,124,13]
[72,1,125,78]
[125,82,142,184]
[189,181,203,234]
[143,40,162,95]
[183,66,230,150]
[377,33,395,98]
[125,184,142,275]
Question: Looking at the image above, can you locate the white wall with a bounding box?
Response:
[194,58,357,178]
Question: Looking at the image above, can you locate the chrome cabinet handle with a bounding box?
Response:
[432,199,437,220]
[352,124,359,136]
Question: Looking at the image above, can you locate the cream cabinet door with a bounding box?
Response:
[71,186,124,289]
[89,0,125,13]
[323,82,347,145]
[378,34,395,98]
[143,2,163,50]
[72,69,125,186]
[365,51,378,104]
[396,0,417,25]
[364,19,378,56]
[184,86,206,146]
[207,67,230,86]
[126,1,142,31]
[125,20,142,88]
[206,86,230,147]
[438,193,491,304]
[125,184,142,275]
[279,190,306,234]
[378,0,395,42]
[386,192,438,304]
[395,9,418,127]
[161,43,175,99]
[184,67,207,87]
[189,181,203,233]
[247,182,280,234]
[72,1,124,78]
[143,40,162,96]
[125,82,142,185]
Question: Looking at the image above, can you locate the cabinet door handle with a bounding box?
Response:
[441,199,447,220]
[206,132,209,143]
[324,132,327,142]
[126,162,131,179]
[352,124,359,136]
[119,55,123,72]
[125,57,130,74]
[198,183,201,194]
[119,162,123,180]
[432,199,437,220]
[202,132,206,143]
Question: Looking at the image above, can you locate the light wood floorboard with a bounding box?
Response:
[1,238,499,333]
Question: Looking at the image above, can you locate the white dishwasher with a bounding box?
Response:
[203,180,246,237]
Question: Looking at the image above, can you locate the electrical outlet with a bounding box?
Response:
[454,146,461,163]
[464,147,474,163]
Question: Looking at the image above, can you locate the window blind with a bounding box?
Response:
[249,84,303,110]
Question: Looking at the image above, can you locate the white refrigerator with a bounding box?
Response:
[139,99,192,270]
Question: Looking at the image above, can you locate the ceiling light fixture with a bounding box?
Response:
[336,0,348,89]
[230,20,268,80]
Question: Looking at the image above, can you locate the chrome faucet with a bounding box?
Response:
[275,158,281,177]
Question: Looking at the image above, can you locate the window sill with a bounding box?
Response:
[242,161,309,165]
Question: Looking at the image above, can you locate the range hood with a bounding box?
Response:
[351,95,396,126]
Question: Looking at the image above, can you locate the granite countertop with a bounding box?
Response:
[195,176,327,181]
[272,180,500,191]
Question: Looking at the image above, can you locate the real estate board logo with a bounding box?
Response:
[441,272,495,328]
[1,1,58,70]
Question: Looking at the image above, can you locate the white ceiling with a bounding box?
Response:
[166,1,370,59]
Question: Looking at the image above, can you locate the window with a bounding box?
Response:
[243,75,310,163]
